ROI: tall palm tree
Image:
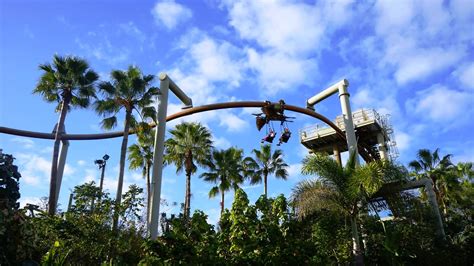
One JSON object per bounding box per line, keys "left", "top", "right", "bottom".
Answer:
{"left": 164, "top": 122, "right": 213, "bottom": 219}
{"left": 408, "top": 148, "right": 453, "bottom": 215}
{"left": 244, "top": 144, "right": 288, "bottom": 197}
{"left": 292, "top": 152, "right": 406, "bottom": 266}
{"left": 95, "top": 66, "right": 158, "bottom": 231}
{"left": 200, "top": 147, "right": 246, "bottom": 215}
{"left": 128, "top": 125, "right": 154, "bottom": 224}
{"left": 33, "top": 55, "right": 98, "bottom": 215}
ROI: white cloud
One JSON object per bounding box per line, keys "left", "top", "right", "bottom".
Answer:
{"left": 119, "top": 22, "right": 146, "bottom": 43}
{"left": 169, "top": 29, "right": 244, "bottom": 101}
{"left": 16, "top": 153, "right": 51, "bottom": 186}
{"left": 13, "top": 153, "right": 75, "bottom": 188}
{"left": 76, "top": 37, "right": 130, "bottom": 65}
{"left": 213, "top": 136, "right": 231, "bottom": 149}
{"left": 246, "top": 48, "right": 318, "bottom": 95}
{"left": 352, "top": 89, "right": 372, "bottom": 107}
{"left": 11, "top": 138, "right": 35, "bottom": 149}
{"left": 217, "top": 111, "right": 249, "bottom": 132}
{"left": 394, "top": 131, "right": 411, "bottom": 152}
{"left": 391, "top": 46, "right": 464, "bottom": 85}
{"left": 222, "top": 0, "right": 355, "bottom": 93}
{"left": 455, "top": 63, "right": 474, "bottom": 90}
{"left": 187, "top": 36, "right": 243, "bottom": 86}
{"left": 205, "top": 208, "right": 220, "bottom": 226}
{"left": 287, "top": 163, "right": 302, "bottom": 179}
{"left": 374, "top": 0, "right": 416, "bottom": 34}
{"left": 77, "top": 160, "right": 86, "bottom": 166}
{"left": 224, "top": 0, "right": 344, "bottom": 55}
{"left": 152, "top": 0, "right": 192, "bottom": 30}
{"left": 374, "top": 0, "right": 469, "bottom": 85}
{"left": 450, "top": 0, "right": 474, "bottom": 24}
{"left": 406, "top": 85, "right": 473, "bottom": 124}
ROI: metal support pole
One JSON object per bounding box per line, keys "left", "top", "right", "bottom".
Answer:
{"left": 337, "top": 81, "right": 359, "bottom": 166}
{"left": 376, "top": 133, "right": 388, "bottom": 160}
{"left": 99, "top": 162, "right": 106, "bottom": 197}
{"left": 149, "top": 74, "right": 170, "bottom": 239}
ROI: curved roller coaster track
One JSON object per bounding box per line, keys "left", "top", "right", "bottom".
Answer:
{"left": 0, "top": 101, "right": 377, "bottom": 162}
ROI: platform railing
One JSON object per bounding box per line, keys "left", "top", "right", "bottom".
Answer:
{"left": 300, "top": 109, "right": 381, "bottom": 141}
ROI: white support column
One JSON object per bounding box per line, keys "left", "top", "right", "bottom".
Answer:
{"left": 55, "top": 126, "right": 69, "bottom": 203}
{"left": 337, "top": 80, "right": 359, "bottom": 165}
{"left": 307, "top": 79, "right": 359, "bottom": 165}
{"left": 149, "top": 74, "right": 170, "bottom": 239}
{"left": 399, "top": 179, "right": 446, "bottom": 239}
{"left": 376, "top": 133, "right": 388, "bottom": 160}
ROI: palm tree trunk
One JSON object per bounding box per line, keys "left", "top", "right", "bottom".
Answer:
{"left": 350, "top": 216, "right": 364, "bottom": 266}
{"left": 185, "top": 172, "right": 191, "bottom": 219}
{"left": 264, "top": 173, "right": 268, "bottom": 197}
{"left": 220, "top": 190, "right": 225, "bottom": 215}
{"left": 432, "top": 181, "right": 448, "bottom": 220}
{"left": 48, "top": 99, "right": 69, "bottom": 216}
{"left": 113, "top": 110, "right": 131, "bottom": 232}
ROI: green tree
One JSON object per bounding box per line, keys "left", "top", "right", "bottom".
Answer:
{"left": 225, "top": 188, "right": 259, "bottom": 264}
{"left": 408, "top": 148, "right": 454, "bottom": 215}
{"left": 164, "top": 122, "right": 213, "bottom": 219}
{"left": 244, "top": 144, "right": 289, "bottom": 197}
{"left": 128, "top": 126, "right": 154, "bottom": 222}
{"left": 292, "top": 152, "right": 406, "bottom": 265}
{"left": 0, "top": 152, "right": 36, "bottom": 264}
{"left": 95, "top": 66, "right": 158, "bottom": 231}
{"left": 33, "top": 55, "right": 98, "bottom": 215}
{"left": 70, "top": 181, "right": 101, "bottom": 214}
{"left": 200, "top": 147, "right": 245, "bottom": 215}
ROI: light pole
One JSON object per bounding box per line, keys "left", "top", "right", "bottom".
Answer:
{"left": 94, "top": 154, "right": 110, "bottom": 208}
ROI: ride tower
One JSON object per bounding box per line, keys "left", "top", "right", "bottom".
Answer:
{"left": 299, "top": 108, "right": 399, "bottom": 163}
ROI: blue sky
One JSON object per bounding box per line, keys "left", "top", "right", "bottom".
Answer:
{"left": 0, "top": 0, "right": 473, "bottom": 224}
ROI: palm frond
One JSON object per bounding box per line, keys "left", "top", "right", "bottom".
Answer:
{"left": 100, "top": 116, "right": 117, "bottom": 130}
{"left": 98, "top": 81, "right": 116, "bottom": 96}
{"left": 209, "top": 186, "right": 220, "bottom": 198}
{"left": 70, "top": 96, "right": 90, "bottom": 108}
{"left": 417, "top": 149, "right": 433, "bottom": 168}
{"left": 141, "top": 106, "right": 157, "bottom": 121}
{"left": 291, "top": 179, "right": 342, "bottom": 219}
{"left": 95, "top": 99, "right": 120, "bottom": 116}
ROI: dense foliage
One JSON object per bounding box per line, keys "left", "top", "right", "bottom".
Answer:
{"left": 1, "top": 146, "right": 473, "bottom": 265}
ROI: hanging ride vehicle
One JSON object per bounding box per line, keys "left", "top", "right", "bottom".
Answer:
{"left": 253, "top": 100, "right": 294, "bottom": 145}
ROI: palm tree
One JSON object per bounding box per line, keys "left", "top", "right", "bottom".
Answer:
{"left": 95, "top": 66, "right": 158, "bottom": 231}
{"left": 292, "top": 152, "right": 406, "bottom": 266}
{"left": 128, "top": 125, "right": 154, "bottom": 224}
{"left": 33, "top": 55, "right": 98, "bottom": 215}
{"left": 455, "top": 162, "right": 474, "bottom": 181}
{"left": 244, "top": 144, "right": 288, "bottom": 197}
{"left": 408, "top": 148, "right": 453, "bottom": 215}
{"left": 164, "top": 122, "right": 213, "bottom": 219}
{"left": 200, "top": 147, "right": 246, "bottom": 215}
